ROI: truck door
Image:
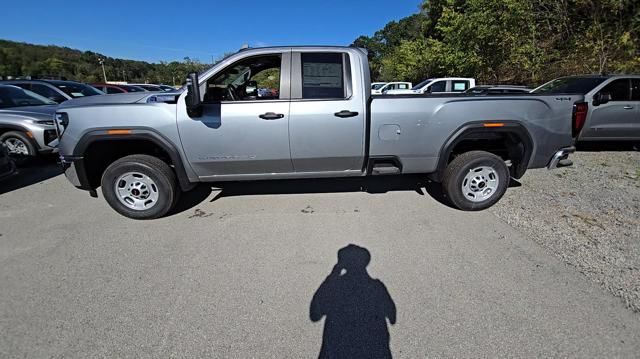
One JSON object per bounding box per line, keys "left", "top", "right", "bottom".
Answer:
{"left": 587, "top": 79, "right": 637, "bottom": 139}
{"left": 288, "top": 51, "right": 366, "bottom": 173}
{"left": 176, "top": 51, "right": 293, "bottom": 179}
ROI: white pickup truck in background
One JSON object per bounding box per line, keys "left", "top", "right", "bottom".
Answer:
{"left": 371, "top": 82, "right": 412, "bottom": 95}
{"left": 386, "top": 77, "right": 476, "bottom": 95}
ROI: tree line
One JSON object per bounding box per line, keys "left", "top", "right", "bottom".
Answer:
{"left": 353, "top": 0, "right": 639, "bottom": 86}
{"left": 0, "top": 39, "right": 211, "bottom": 85}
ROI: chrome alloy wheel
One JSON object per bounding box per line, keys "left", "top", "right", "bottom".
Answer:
{"left": 461, "top": 166, "right": 499, "bottom": 202}
{"left": 4, "top": 138, "right": 29, "bottom": 155}
{"left": 114, "top": 172, "right": 159, "bottom": 210}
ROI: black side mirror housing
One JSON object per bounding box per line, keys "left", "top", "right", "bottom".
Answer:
{"left": 593, "top": 92, "right": 611, "bottom": 106}
{"left": 185, "top": 72, "right": 202, "bottom": 117}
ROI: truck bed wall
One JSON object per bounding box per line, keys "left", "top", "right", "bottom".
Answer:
{"left": 369, "top": 95, "right": 580, "bottom": 173}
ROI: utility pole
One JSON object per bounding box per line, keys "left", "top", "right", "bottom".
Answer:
{"left": 98, "top": 58, "right": 107, "bottom": 82}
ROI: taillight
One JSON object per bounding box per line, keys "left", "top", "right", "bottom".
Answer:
{"left": 572, "top": 102, "right": 588, "bottom": 137}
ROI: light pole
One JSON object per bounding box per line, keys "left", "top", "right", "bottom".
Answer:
{"left": 98, "top": 58, "right": 107, "bottom": 82}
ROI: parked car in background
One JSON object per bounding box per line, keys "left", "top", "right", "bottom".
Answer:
{"left": 157, "top": 85, "right": 177, "bottom": 91}
{"left": 0, "top": 143, "right": 16, "bottom": 180}
{"left": 371, "top": 82, "right": 387, "bottom": 92}
{"left": 464, "top": 85, "right": 531, "bottom": 95}
{"left": 0, "top": 80, "right": 105, "bottom": 103}
{"left": 55, "top": 46, "right": 580, "bottom": 219}
{"left": 371, "top": 82, "right": 412, "bottom": 95}
{"left": 386, "top": 77, "right": 476, "bottom": 95}
{"left": 128, "top": 84, "right": 165, "bottom": 92}
{"left": 532, "top": 75, "right": 640, "bottom": 142}
{"left": 0, "top": 85, "right": 58, "bottom": 159}
{"left": 91, "top": 83, "right": 146, "bottom": 94}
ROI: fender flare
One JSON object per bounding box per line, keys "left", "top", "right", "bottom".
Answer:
{"left": 434, "top": 121, "right": 534, "bottom": 180}
{"left": 73, "top": 128, "right": 195, "bottom": 192}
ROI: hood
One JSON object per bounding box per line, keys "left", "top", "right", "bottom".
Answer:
{"left": 58, "top": 92, "right": 154, "bottom": 109}
{"left": 0, "top": 105, "right": 58, "bottom": 120}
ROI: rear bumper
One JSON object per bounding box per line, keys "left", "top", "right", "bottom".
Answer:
{"left": 547, "top": 146, "right": 576, "bottom": 169}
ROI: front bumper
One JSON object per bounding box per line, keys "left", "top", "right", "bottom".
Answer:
{"left": 61, "top": 156, "right": 91, "bottom": 190}
{"left": 0, "top": 158, "right": 16, "bottom": 180}
{"left": 547, "top": 146, "right": 576, "bottom": 169}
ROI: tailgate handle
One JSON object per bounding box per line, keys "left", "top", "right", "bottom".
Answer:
{"left": 259, "top": 112, "right": 285, "bottom": 120}
{"left": 334, "top": 110, "right": 359, "bottom": 118}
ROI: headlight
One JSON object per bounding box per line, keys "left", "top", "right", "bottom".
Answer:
{"left": 35, "top": 119, "right": 55, "bottom": 126}
{"left": 55, "top": 112, "right": 69, "bottom": 127}
{"left": 54, "top": 112, "right": 69, "bottom": 139}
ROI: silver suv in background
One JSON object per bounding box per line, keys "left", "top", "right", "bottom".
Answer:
{"left": 0, "top": 85, "right": 58, "bottom": 159}
{"left": 0, "top": 80, "right": 105, "bottom": 103}
{"left": 533, "top": 75, "right": 640, "bottom": 142}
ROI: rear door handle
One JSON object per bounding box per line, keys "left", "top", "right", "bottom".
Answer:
{"left": 259, "top": 112, "right": 285, "bottom": 120}
{"left": 623, "top": 106, "right": 634, "bottom": 110}
{"left": 334, "top": 110, "right": 359, "bottom": 118}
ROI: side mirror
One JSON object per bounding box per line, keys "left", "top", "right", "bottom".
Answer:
{"left": 593, "top": 92, "right": 611, "bottom": 106}
{"left": 245, "top": 80, "right": 258, "bottom": 97}
{"left": 185, "top": 72, "right": 202, "bottom": 117}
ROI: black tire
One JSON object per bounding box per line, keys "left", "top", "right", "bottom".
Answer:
{"left": 441, "top": 151, "right": 510, "bottom": 211}
{"left": 101, "top": 154, "right": 178, "bottom": 220}
{"left": 0, "top": 131, "right": 37, "bottom": 165}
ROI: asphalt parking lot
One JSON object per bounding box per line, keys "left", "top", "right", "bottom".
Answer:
{"left": 1, "top": 162, "right": 639, "bottom": 358}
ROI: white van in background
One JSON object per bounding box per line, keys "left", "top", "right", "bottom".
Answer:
{"left": 371, "top": 81, "right": 412, "bottom": 95}
{"left": 386, "top": 78, "right": 476, "bottom": 95}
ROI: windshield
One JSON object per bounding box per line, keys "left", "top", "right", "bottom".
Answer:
{"left": 412, "top": 79, "right": 433, "bottom": 90}
{"left": 52, "top": 82, "right": 104, "bottom": 98}
{"left": 0, "top": 86, "right": 57, "bottom": 108}
{"left": 532, "top": 77, "right": 607, "bottom": 94}
{"left": 371, "top": 83, "right": 386, "bottom": 90}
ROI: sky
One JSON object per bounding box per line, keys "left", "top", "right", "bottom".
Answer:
{"left": 0, "top": 0, "right": 421, "bottom": 64}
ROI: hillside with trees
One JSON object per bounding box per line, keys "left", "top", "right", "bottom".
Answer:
{"left": 0, "top": 39, "right": 211, "bottom": 85}
{"left": 353, "top": 0, "right": 640, "bottom": 85}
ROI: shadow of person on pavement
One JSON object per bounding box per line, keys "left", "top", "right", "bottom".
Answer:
{"left": 310, "top": 244, "right": 396, "bottom": 359}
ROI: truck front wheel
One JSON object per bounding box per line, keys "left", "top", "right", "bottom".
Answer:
{"left": 441, "top": 151, "right": 510, "bottom": 211}
{"left": 101, "top": 154, "right": 179, "bottom": 220}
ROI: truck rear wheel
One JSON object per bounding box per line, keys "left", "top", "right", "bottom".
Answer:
{"left": 101, "top": 154, "right": 178, "bottom": 220}
{"left": 441, "top": 151, "right": 509, "bottom": 211}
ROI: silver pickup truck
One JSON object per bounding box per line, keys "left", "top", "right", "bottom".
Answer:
{"left": 55, "top": 46, "right": 581, "bottom": 219}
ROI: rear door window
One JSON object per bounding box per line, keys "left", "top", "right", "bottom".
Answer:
{"left": 452, "top": 81, "right": 470, "bottom": 92}
{"left": 600, "top": 79, "right": 630, "bottom": 101}
{"left": 301, "top": 53, "right": 345, "bottom": 99}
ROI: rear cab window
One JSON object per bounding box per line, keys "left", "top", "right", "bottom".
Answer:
{"left": 300, "top": 53, "right": 346, "bottom": 99}
{"left": 452, "top": 80, "right": 470, "bottom": 92}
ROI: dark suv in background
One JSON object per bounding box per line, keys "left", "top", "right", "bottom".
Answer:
{"left": 0, "top": 80, "right": 104, "bottom": 103}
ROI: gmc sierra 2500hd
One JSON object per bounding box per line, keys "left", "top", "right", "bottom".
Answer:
{"left": 54, "top": 46, "right": 581, "bottom": 219}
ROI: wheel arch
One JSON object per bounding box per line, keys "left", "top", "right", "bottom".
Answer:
{"left": 72, "top": 128, "right": 195, "bottom": 192}
{"left": 433, "top": 121, "right": 534, "bottom": 181}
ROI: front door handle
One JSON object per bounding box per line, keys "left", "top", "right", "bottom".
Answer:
{"left": 623, "top": 106, "right": 634, "bottom": 110}
{"left": 259, "top": 112, "right": 285, "bottom": 120}
{"left": 334, "top": 110, "right": 359, "bottom": 118}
